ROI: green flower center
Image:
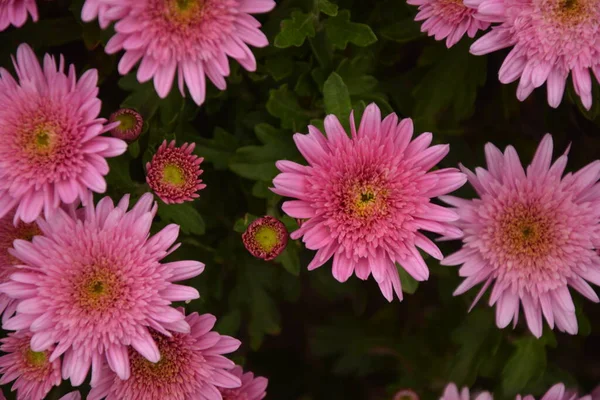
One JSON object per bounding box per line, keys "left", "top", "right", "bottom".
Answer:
{"left": 254, "top": 225, "right": 279, "bottom": 253}
{"left": 25, "top": 349, "right": 48, "bottom": 367}
{"left": 76, "top": 265, "right": 123, "bottom": 311}
{"left": 115, "top": 113, "right": 138, "bottom": 131}
{"left": 162, "top": 164, "right": 185, "bottom": 186}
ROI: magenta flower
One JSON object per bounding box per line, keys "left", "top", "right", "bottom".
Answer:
{"left": 242, "top": 216, "right": 288, "bottom": 261}
{"left": 88, "top": 312, "right": 242, "bottom": 400}
{"left": 517, "top": 383, "right": 591, "bottom": 400}
{"left": 273, "top": 103, "right": 467, "bottom": 302}
{"left": 0, "top": 193, "right": 206, "bottom": 385}
{"left": 469, "top": 0, "right": 600, "bottom": 109}
{"left": 219, "top": 365, "right": 268, "bottom": 400}
{"left": 441, "top": 384, "right": 493, "bottom": 400}
{"left": 146, "top": 140, "right": 206, "bottom": 204}
{"left": 81, "top": 0, "right": 129, "bottom": 29}
{"left": 441, "top": 135, "right": 600, "bottom": 337}
{"left": 85, "top": 0, "right": 276, "bottom": 105}
{"left": 0, "top": 44, "right": 126, "bottom": 224}
{"left": 0, "top": 330, "right": 61, "bottom": 400}
{"left": 0, "top": 0, "right": 37, "bottom": 31}
{"left": 109, "top": 108, "right": 143, "bottom": 142}
{"left": 407, "top": 0, "right": 490, "bottom": 47}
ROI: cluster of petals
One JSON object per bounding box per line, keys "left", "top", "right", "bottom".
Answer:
{"left": 273, "top": 103, "right": 466, "bottom": 302}
{"left": 0, "top": 43, "right": 126, "bottom": 224}
{"left": 441, "top": 134, "right": 600, "bottom": 337}
{"left": 219, "top": 365, "right": 268, "bottom": 400}
{"left": 0, "top": 193, "right": 205, "bottom": 385}
{"left": 441, "top": 383, "right": 492, "bottom": 400}
{"left": 0, "top": 0, "right": 37, "bottom": 32}
{"left": 441, "top": 383, "right": 592, "bottom": 400}
{"left": 81, "top": 0, "right": 276, "bottom": 105}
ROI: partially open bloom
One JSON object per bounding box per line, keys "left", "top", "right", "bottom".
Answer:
{"left": 0, "top": 44, "right": 126, "bottom": 224}
{"left": 109, "top": 108, "right": 143, "bottom": 142}
{"left": 85, "top": 0, "right": 276, "bottom": 105}
{"left": 219, "top": 365, "right": 268, "bottom": 400}
{"left": 0, "top": 193, "right": 205, "bottom": 385}
{"left": 0, "top": 0, "right": 38, "bottom": 31}
{"left": 88, "top": 312, "right": 242, "bottom": 400}
{"left": 441, "top": 135, "right": 600, "bottom": 337}
{"left": 242, "top": 216, "right": 288, "bottom": 261}
{"left": 273, "top": 103, "right": 466, "bottom": 301}
{"left": 407, "top": 0, "right": 490, "bottom": 47}
{"left": 146, "top": 140, "right": 206, "bottom": 204}
{"left": 394, "top": 389, "right": 420, "bottom": 400}
{"left": 469, "top": 0, "right": 600, "bottom": 109}
{"left": 517, "top": 383, "right": 591, "bottom": 400}
{"left": 0, "top": 330, "right": 61, "bottom": 400}
{"left": 441, "top": 384, "right": 493, "bottom": 400}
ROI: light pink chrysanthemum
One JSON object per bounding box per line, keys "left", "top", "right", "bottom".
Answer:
{"left": 146, "top": 140, "right": 206, "bottom": 204}
{"left": 440, "top": 383, "right": 493, "bottom": 400}
{"left": 0, "top": 330, "right": 61, "bottom": 400}
{"left": 0, "top": 0, "right": 37, "bottom": 31}
{"left": 81, "top": 0, "right": 129, "bottom": 29}
{"left": 0, "top": 44, "right": 127, "bottom": 224}
{"left": 0, "top": 211, "right": 42, "bottom": 322}
{"left": 219, "top": 365, "right": 268, "bottom": 400}
{"left": 468, "top": 0, "right": 600, "bottom": 109}
{"left": 272, "top": 103, "right": 467, "bottom": 302}
{"left": 517, "top": 383, "right": 591, "bottom": 400}
{"left": 88, "top": 312, "right": 242, "bottom": 400}
{"left": 0, "top": 193, "right": 206, "bottom": 385}
{"left": 85, "top": 0, "right": 276, "bottom": 105}
{"left": 441, "top": 134, "right": 600, "bottom": 337}
{"left": 407, "top": 0, "right": 490, "bottom": 47}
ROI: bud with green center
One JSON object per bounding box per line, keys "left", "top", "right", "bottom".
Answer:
{"left": 242, "top": 216, "right": 288, "bottom": 261}
{"left": 109, "top": 108, "right": 143, "bottom": 142}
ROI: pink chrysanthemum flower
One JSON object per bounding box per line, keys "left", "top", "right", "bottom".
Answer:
{"left": 0, "top": 0, "right": 37, "bottom": 31}
{"left": 0, "top": 193, "right": 206, "bottom": 385}
{"left": 468, "top": 0, "right": 600, "bottom": 109}
{"left": 407, "top": 0, "right": 490, "bottom": 47}
{"left": 272, "top": 103, "right": 467, "bottom": 302}
{"left": 441, "top": 134, "right": 600, "bottom": 337}
{"left": 109, "top": 108, "right": 143, "bottom": 142}
{"left": 0, "top": 44, "right": 127, "bottom": 224}
{"left": 242, "top": 216, "right": 288, "bottom": 261}
{"left": 88, "top": 312, "right": 241, "bottom": 400}
{"left": 219, "top": 365, "right": 268, "bottom": 400}
{"left": 0, "top": 211, "right": 42, "bottom": 322}
{"left": 441, "top": 383, "right": 493, "bottom": 400}
{"left": 81, "top": 0, "right": 129, "bottom": 29}
{"left": 146, "top": 140, "right": 206, "bottom": 204}
{"left": 518, "top": 383, "right": 591, "bottom": 400}
{"left": 0, "top": 330, "right": 61, "bottom": 400}
{"left": 86, "top": 0, "right": 276, "bottom": 105}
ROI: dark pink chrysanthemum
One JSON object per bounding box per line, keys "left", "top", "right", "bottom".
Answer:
{"left": 83, "top": 0, "right": 276, "bottom": 105}
{"left": 219, "top": 365, "right": 268, "bottom": 400}
{"left": 440, "top": 384, "right": 493, "bottom": 400}
{"left": 517, "top": 383, "right": 591, "bottom": 400}
{"left": 0, "top": 44, "right": 127, "bottom": 224}
{"left": 272, "top": 103, "right": 467, "bottom": 302}
{"left": 0, "top": 211, "right": 42, "bottom": 323}
{"left": 146, "top": 140, "right": 206, "bottom": 204}
{"left": 441, "top": 134, "right": 600, "bottom": 337}
{"left": 468, "top": 0, "right": 600, "bottom": 109}
{"left": 0, "top": 0, "right": 37, "bottom": 31}
{"left": 242, "top": 216, "right": 288, "bottom": 261}
{"left": 0, "top": 330, "right": 61, "bottom": 400}
{"left": 88, "top": 312, "right": 241, "bottom": 400}
{"left": 0, "top": 193, "right": 206, "bottom": 385}
{"left": 407, "top": 0, "right": 490, "bottom": 47}
{"left": 109, "top": 108, "right": 143, "bottom": 142}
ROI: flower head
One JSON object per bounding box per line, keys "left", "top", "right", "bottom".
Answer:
{"left": 146, "top": 140, "right": 206, "bottom": 204}
{"left": 0, "top": 330, "right": 61, "bottom": 400}
{"left": 219, "top": 365, "right": 268, "bottom": 400}
{"left": 441, "top": 134, "right": 600, "bottom": 337}
{"left": 88, "top": 312, "right": 242, "bottom": 400}
{"left": 84, "top": 0, "right": 276, "bottom": 105}
{"left": 407, "top": 0, "right": 490, "bottom": 47}
{"left": 273, "top": 103, "right": 466, "bottom": 302}
{"left": 0, "top": 44, "right": 127, "bottom": 224}
{"left": 469, "top": 0, "right": 600, "bottom": 109}
{"left": 242, "top": 216, "right": 288, "bottom": 261}
{"left": 394, "top": 389, "right": 420, "bottom": 400}
{"left": 517, "top": 383, "right": 591, "bottom": 400}
{"left": 109, "top": 108, "right": 143, "bottom": 142}
{"left": 0, "top": 0, "right": 37, "bottom": 31}
{"left": 441, "top": 383, "right": 492, "bottom": 400}
{"left": 0, "top": 193, "right": 206, "bottom": 385}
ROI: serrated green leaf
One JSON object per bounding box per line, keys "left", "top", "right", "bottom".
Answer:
{"left": 266, "top": 85, "right": 314, "bottom": 130}
{"left": 266, "top": 56, "right": 295, "bottom": 81}
{"left": 323, "top": 72, "right": 352, "bottom": 128}
{"left": 336, "top": 57, "right": 378, "bottom": 96}
{"left": 317, "top": 0, "right": 339, "bottom": 16}
{"left": 196, "top": 128, "right": 239, "bottom": 170}
{"left": 233, "top": 213, "right": 259, "bottom": 233}
{"left": 502, "top": 337, "right": 547, "bottom": 395}
{"left": 274, "top": 11, "right": 316, "bottom": 48}
{"left": 158, "top": 203, "right": 206, "bottom": 236}
{"left": 324, "top": 10, "right": 378, "bottom": 50}
{"left": 275, "top": 243, "right": 300, "bottom": 276}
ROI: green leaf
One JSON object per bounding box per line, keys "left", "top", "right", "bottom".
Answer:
{"left": 323, "top": 72, "right": 352, "bottom": 128}
{"left": 266, "top": 85, "right": 314, "bottom": 130}
{"left": 274, "top": 11, "right": 316, "bottom": 48}
{"left": 158, "top": 203, "right": 206, "bottom": 235}
{"left": 336, "top": 57, "right": 378, "bottom": 96}
{"left": 324, "top": 10, "right": 378, "bottom": 50}
{"left": 396, "top": 264, "right": 419, "bottom": 294}
{"left": 215, "top": 310, "right": 242, "bottom": 336}
{"left": 502, "top": 337, "right": 547, "bottom": 395}
{"left": 275, "top": 242, "right": 301, "bottom": 276}
{"left": 233, "top": 213, "right": 259, "bottom": 233}
{"left": 316, "top": 0, "right": 339, "bottom": 16}
{"left": 380, "top": 19, "right": 423, "bottom": 43}
{"left": 266, "top": 56, "right": 295, "bottom": 81}
{"left": 196, "top": 128, "right": 239, "bottom": 170}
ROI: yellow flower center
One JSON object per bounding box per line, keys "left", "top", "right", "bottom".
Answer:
{"left": 115, "top": 113, "right": 138, "bottom": 131}
{"left": 346, "top": 184, "right": 389, "bottom": 219}
{"left": 166, "top": 0, "right": 205, "bottom": 23}
{"left": 254, "top": 225, "right": 279, "bottom": 253}
{"left": 162, "top": 164, "right": 186, "bottom": 186}
{"left": 497, "top": 204, "right": 553, "bottom": 262}
{"left": 75, "top": 265, "right": 123, "bottom": 311}
{"left": 25, "top": 349, "right": 48, "bottom": 367}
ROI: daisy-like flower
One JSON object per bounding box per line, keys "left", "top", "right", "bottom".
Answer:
{"left": 0, "top": 211, "right": 42, "bottom": 322}
{"left": 518, "top": 383, "right": 591, "bottom": 400}
{"left": 0, "top": 330, "right": 61, "bottom": 400}
{"left": 0, "top": 193, "right": 206, "bottom": 385}
{"left": 109, "top": 108, "right": 143, "bottom": 142}
{"left": 441, "top": 383, "right": 492, "bottom": 400}
{"left": 441, "top": 134, "right": 600, "bottom": 337}
{"left": 469, "top": 0, "right": 600, "bottom": 109}
{"left": 407, "top": 0, "right": 490, "bottom": 47}
{"left": 146, "top": 140, "right": 206, "bottom": 204}
{"left": 272, "top": 103, "right": 467, "bottom": 302}
{"left": 219, "top": 365, "right": 268, "bottom": 400}
{"left": 242, "top": 216, "right": 288, "bottom": 261}
{"left": 88, "top": 312, "right": 242, "bottom": 400}
{"left": 0, "top": 44, "right": 126, "bottom": 224}
{"left": 86, "top": 0, "right": 276, "bottom": 105}
{"left": 0, "top": 0, "right": 37, "bottom": 31}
